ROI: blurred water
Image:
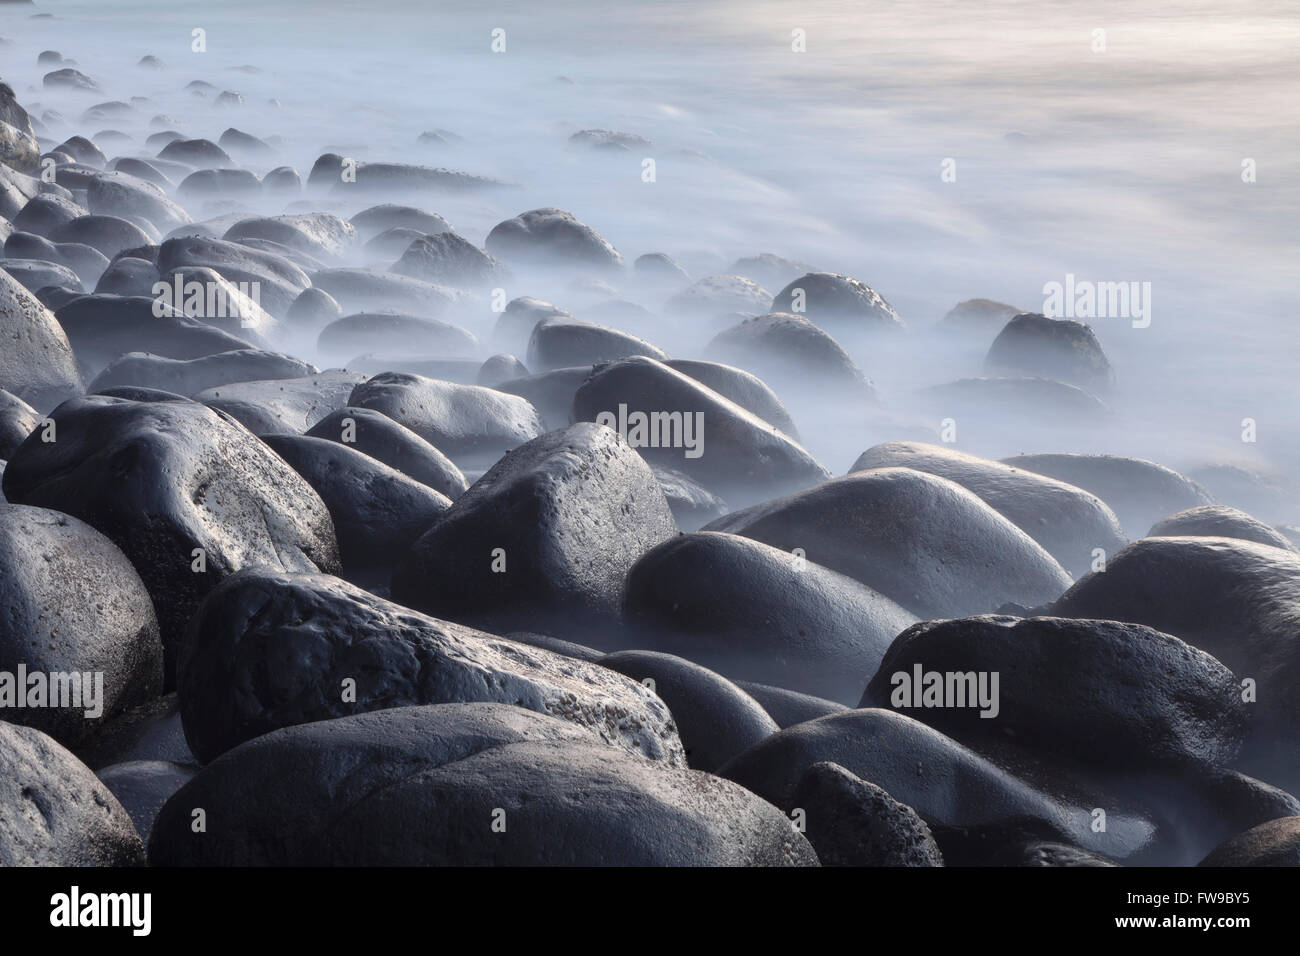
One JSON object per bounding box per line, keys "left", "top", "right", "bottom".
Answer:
{"left": 3, "top": 0, "right": 1298, "bottom": 486}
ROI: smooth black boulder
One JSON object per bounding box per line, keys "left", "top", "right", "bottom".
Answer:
{"left": 527, "top": 315, "right": 666, "bottom": 371}
{"left": 392, "top": 231, "right": 505, "bottom": 286}
{"left": 148, "top": 703, "right": 813, "bottom": 866}
{"left": 2, "top": 395, "right": 339, "bottom": 679}
{"left": 0, "top": 720, "right": 143, "bottom": 866}
{"left": 194, "top": 370, "right": 367, "bottom": 435}
{"left": 49, "top": 214, "right": 154, "bottom": 260}
{"left": 55, "top": 294, "right": 256, "bottom": 378}
{"left": 790, "top": 761, "right": 944, "bottom": 866}
{"left": 706, "top": 312, "right": 875, "bottom": 397}
{"left": 347, "top": 371, "right": 543, "bottom": 467}
{"left": 176, "top": 572, "right": 684, "bottom": 764}
{"left": 308, "top": 267, "right": 457, "bottom": 316}
{"left": 850, "top": 441, "right": 1127, "bottom": 577}
{"left": 734, "top": 681, "right": 848, "bottom": 729}
{"left": 1198, "top": 817, "right": 1300, "bottom": 867}
{"left": 349, "top": 203, "right": 453, "bottom": 239}
{"left": 316, "top": 311, "right": 477, "bottom": 359}
{"left": 94, "top": 256, "right": 158, "bottom": 296}
{"left": 863, "top": 615, "right": 1247, "bottom": 771}
{"left": 493, "top": 364, "right": 590, "bottom": 431}
{"left": 87, "top": 349, "right": 317, "bottom": 397}
{"left": 391, "top": 422, "right": 676, "bottom": 639}
{"left": 1050, "top": 536, "right": 1300, "bottom": 789}
{"left": 705, "top": 467, "right": 1072, "bottom": 619}
{"left": 0, "top": 504, "right": 163, "bottom": 745}
{"left": 985, "top": 312, "right": 1114, "bottom": 392}
{"left": 719, "top": 708, "right": 1152, "bottom": 864}
{"left": 663, "top": 358, "right": 799, "bottom": 438}
{"left": 0, "top": 268, "right": 83, "bottom": 411}
{"left": 156, "top": 235, "right": 311, "bottom": 316}
{"left": 1002, "top": 452, "right": 1215, "bottom": 537}
{"left": 304, "top": 406, "right": 468, "bottom": 498}
{"left": 572, "top": 356, "right": 830, "bottom": 505}
{"left": 769, "top": 272, "right": 903, "bottom": 330}
{"left": 0, "top": 388, "right": 39, "bottom": 458}
{"left": 1148, "top": 504, "right": 1294, "bottom": 551}
{"left": 96, "top": 759, "right": 195, "bottom": 843}
{"left": 263, "top": 434, "right": 451, "bottom": 578}
{"left": 598, "top": 650, "right": 778, "bottom": 772}
{"left": 623, "top": 531, "right": 916, "bottom": 703}
{"left": 484, "top": 207, "right": 622, "bottom": 270}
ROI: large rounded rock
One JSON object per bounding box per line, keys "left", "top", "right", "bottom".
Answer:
{"left": 87, "top": 349, "right": 317, "bottom": 397}
{"left": 97, "top": 759, "right": 195, "bottom": 843}
{"left": 0, "top": 720, "right": 144, "bottom": 866}
{"left": 308, "top": 267, "right": 457, "bottom": 316}
{"left": 1050, "top": 536, "right": 1300, "bottom": 788}
{"left": 1148, "top": 505, "right": 1294, "bottom": 551}
{"left": 55, "top": 294, "right": 256, "bottom": 378}
{"left": 598, "top": 650, "right": 778, "bottom": 772}
{"left": 12, "top": 192, "right": 87, "bottom": 237}
{"left": 491, "top": 296, "right": 571, "bottom": 354}
{"left": 850, "top": 441, "right": 1126, "bottom": 577}
{"left": 719, "top": 708, "right": 1154, "bottom": 864}
{"left": 1001, "top": 453, "right": 1214, "bottom": 538}
{"left": 0, "top": 388, "right": 39, "bottom": 458}
{"left": 665, "top": 274, "right": 771, "bottom": 319}
{"left": 1198, "top": 817, "right": 1300, "bottom": 867}
{"left": 148, "top": 704, "right": 813, "bottom": 866}
{"left": 623, "top": 531, "right": 916, "bottom": 703}
{"left": 735, "top": 681, "right": 848, "bottom": 729}
{"left": 985, "top": 313, "right": 1113, "bottom": 392}
{"left": 392, "top": 231, "right": 504, "bottom": 287}
{"left": 769, "top": 272, "right": 902, "bottom": 330}
{"left": 573, "top": 356, "right": 830, "bottom": 505}
{"left": 194, "top": 369, "right": 367, "bottom": 435}
{"left": 706, "top": 312, "right": 874, "bottom": 397}
{"left": 2, "top": 257, "right": 84, "bottom": 294}
{"left": 0, "top": 268, "right": 83, "bottom": 411}
{"left": 347, "top": 371, "right": 543, "bottom": 467}
{"left": 224, "top": 214, "right": 357, "bottom": 261}
{"left": 863, "top": 615, "right": 1247, "bottom": 771}
{"left": 156, "top": 235, "right": 311, "bottom": 316}
{"left": 263, "top": 434, "right": 451, "bottom": 579}
{"left": 94, "top": 256, "right": 159, "bottom": 297}
{"left": 2, "top": 395, "right": 339, "bottom": 678}
{"left": 0, "top": 504, "right": 163, "bottom": 745}
{"left": 349, "top": 204, "right": 453, "bottom": 239}
{"left": 494, "top": 364, "right": 590, "bottom": 431}
{"left": 177, "top": 571, "right": 684, "bottom": 765}
{"left": 392, "top": 423, "right": 676, "bottom": 639}
{"left": 485, "top": 207, "right": 622, "bottom": 270}
{"left": 526, "top": 315, "right": 665, "bottom": 371}
{"left": 317, "top": 311, "right": 477, "bottom": 359}
{"left": 49, "top": 214, "right": 154, "bottom": 260}
{"left": 790, "top": 761, "right": 944, "bottom": 866}
{"left": 304, "top": 406, "right": 468, "bottom": 498}
{"left": 85, "top": 171, "right": 191, "bottom": 234}
{"left": 663, "top": 358, "right": 798, "bottom": 438}
{"left": 705, "top": 467, "right": 1072, "bottom": 619}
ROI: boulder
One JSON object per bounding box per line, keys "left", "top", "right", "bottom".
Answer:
{"left": 391, "top": 423, "right": 676, "bottom": 639}
{"left": 705, "top": 467, "right": 1072, "bottom": 619}
{"left": 623, "top": 531, "right": 917, "bottom": 703}
{"left": 176, "top": 572, "right": 684, "bottom": 765}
